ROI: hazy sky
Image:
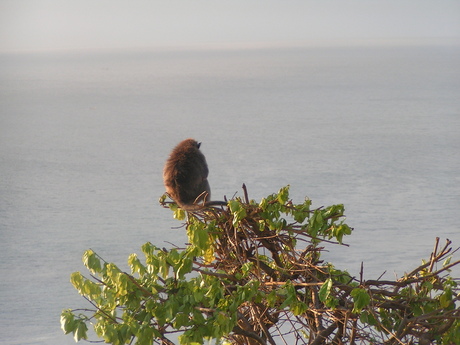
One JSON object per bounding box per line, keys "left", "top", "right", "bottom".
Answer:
{"left": 1, "top": 0, "right": 459, "bottom": 53}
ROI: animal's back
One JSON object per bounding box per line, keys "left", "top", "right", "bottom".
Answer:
{"left": 163, "top": 139, "right": 210, "bottom": 207}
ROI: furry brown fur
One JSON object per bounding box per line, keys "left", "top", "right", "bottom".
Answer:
{"left": 163, "top": 138, "right": 212, "bottom": 209}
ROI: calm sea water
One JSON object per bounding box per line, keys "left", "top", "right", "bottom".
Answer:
{"left": 1, "top": 45, "right": 459, "bottom": 344}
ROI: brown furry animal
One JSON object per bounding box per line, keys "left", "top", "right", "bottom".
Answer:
{"left": 163, "top": 138, "right": 212, "bottom": 209}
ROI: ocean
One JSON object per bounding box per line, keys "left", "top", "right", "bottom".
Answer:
{"left": 1, "top": 44, "right": 459, "bottom": 344}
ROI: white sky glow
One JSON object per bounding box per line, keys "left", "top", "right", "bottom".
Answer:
{"left": 1, "top": 0, "right": 459, "bottom": 53}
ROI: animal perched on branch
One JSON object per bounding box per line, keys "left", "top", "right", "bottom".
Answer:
{"left": 163, "top": 138, "right": 225, "bottom": 210}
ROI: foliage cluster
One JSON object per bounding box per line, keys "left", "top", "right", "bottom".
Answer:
{"left": 62, "top": 185, "right": 460, "bottom": 344}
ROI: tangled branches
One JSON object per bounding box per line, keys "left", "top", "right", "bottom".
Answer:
{"left": 187, "top": 185, "right": 460, "bottom": 344}
{"left": 62, "top": 185, "right": 460, "bottom": 345}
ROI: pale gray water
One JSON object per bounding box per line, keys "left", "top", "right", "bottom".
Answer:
{"left": 1, "top": 45, "right": 459, "bottom": 344}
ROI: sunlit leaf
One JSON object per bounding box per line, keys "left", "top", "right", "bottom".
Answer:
{"left": 74, "top": 320, "right": 88, "bottom": 342}
{"left": 277, "top": 185, "right": 290, "bottom": 204}
{"left": 351, "top": 288, "right": 370, "bottom": 313}
{"left": 439, "top": 288, "right": 453, "bottom": 308}
{"left": 60, "top": 310, "right": 75, "bottom": 334}
{"left": 203, "top": 246, "right": 215, "bottom": 264}
{"left": 173, "top": 207, "right": 186, "bottom": 220}
{"left": 82, "top": 249, "right": 101, "bottom": 274}
{"left": 318, "top": 278, "right": 333, "bottom": 302}
{"left": 62, "top": 187, "right": 459, "bottom": 345}
{"left": 229, "top": 200, "right": 247, "bottom": 226}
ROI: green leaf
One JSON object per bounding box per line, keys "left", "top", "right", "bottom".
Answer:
{"left": 351, "top": 288, "right": 370, "bottom": 313}
{"left": 229, "top": 200, "right": 247, "bottom": 226}
{"left": 60, "top": 310, "right": 76, "bottom": 334}
{"left": 443, "top": 256, "right": 452, "bottom": 267}
{"left": 259, "top": 197, "right": 268, "bottom": 209}
{"left": 340, "top": 224, "right": 352, "bottom": 242}
{"left": 70, "top": 272, "right": 84, "bottom": 292}
{"left": 276, "top": 185, "right": 290, "bottom": 204}
{"left": 128, "top": 253, "right": 146, "bottom": 276}
{"left": 318, "top": 278, "right": 333, "bottom": 302}
{"left": 291, "top": 301, "right": 308, "bottom": 316}
{"left": 292, "top": 200, "right": 311, "bottom": 223}
{"left": 176, "top": 253, "right": 193, "bottom": 279}
{"left": 82, "top": 249, "right": 102, "bottom": 274}
{"left": 64, "top": 188, "right": 460, "bottom": 345}
{"left": 439, "top": 288, "right": 453, "bottom": 308}
{"left": 159, "top": 255, "right": 170, "bottom": 279}
{"left": 308, "top": 210, "right": 323, "bottom": 238}
{"left": 360, "top": 310, "right": 378, "bottom": 326}
{"left": 279, "top": 281, "right": 296, "bottom": 309}
{"left": 174, "top": 312, "right": 190, "bottom": 328}
{"left": 171, "top": 205, "right": 186, "bottom": 220}
{"left": 187, "top": 220, "right": 209, "bottom": 251}
{"left": 241, "top": 262, "right": 254, "bottom": 276}
{"left": 74, "top": 320, "right": 88, "bottom": 342}
{"left": 141, "top": 242, "right": 158, "bottom": 256}
{"left": 137, "top": 325, "right": 154, "bottom": 345}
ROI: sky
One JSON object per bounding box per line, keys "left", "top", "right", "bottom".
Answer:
{"left": 0, "top": 0, "right": 459, "bottom": 53}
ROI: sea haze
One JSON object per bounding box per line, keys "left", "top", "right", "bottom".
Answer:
{"left": 0, "top": 44, "right": 459, "bottom": 344}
